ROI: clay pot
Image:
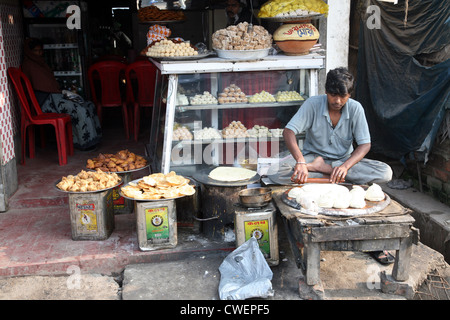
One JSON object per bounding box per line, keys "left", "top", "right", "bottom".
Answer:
{"left": 276, "top": 39, "right": 318, "bottom": 55}
{"left": 273, "top": 23, "right": 320, "bottom": 56}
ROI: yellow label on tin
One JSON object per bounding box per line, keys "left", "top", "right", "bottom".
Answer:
{"left": 76, "top": 202, "right": 97, "bottom": 232}
{"left": 145, "top": 206, "right": 169, "bottom": 242}
{"left": 244, "top": 219, "right": 270, "bottom": 258}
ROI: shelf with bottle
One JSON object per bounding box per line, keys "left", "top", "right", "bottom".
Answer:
{"left": 43, "top": 43, "right": 78, "bottom": 49}
{"left": 43, "top": 47, "right": 81, "bottom": 73}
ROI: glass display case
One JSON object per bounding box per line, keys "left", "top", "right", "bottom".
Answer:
{"left": 147, "top": 54, "right": 324, "bottom": 177}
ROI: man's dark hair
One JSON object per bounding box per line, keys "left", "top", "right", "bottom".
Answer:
{"left": 325, "top": 67, "right": 354, "bottom": 96}
{"left": 27, "top": 38, "right": 43, "bottom": 50}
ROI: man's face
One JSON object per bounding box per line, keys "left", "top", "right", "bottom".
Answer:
{"left": 226, "top": 0, "right": 241, "bottom": 18}
{"left": 326, "top": 92, "right": 351, "bottom": 112}
{"left": 31, "top": 45, "right": 44, "bottom": 57}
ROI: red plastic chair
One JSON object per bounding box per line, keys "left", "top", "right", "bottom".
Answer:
{"left": 97, "top": 54, "right": 127, "bottom": 64}
{"left": 125, "top": 60, "right": 157, "bottom": 141}
{"left": 7, "top": 67, "right": 73, "bottom": 166}
{"left": 88, "top": 61, "right": 130, "bottom": 139}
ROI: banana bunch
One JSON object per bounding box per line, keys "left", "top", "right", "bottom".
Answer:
{"left": 258, "top": 0, "right": 328, "bottom": 18}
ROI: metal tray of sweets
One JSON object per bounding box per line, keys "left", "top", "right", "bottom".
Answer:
{"left": 54, "top": 178, "right": 123, "bottom": 194}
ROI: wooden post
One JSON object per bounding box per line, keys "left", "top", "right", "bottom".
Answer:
{"left": 392, "top": 231, "right": 413, "bottom": 281}
{"left": 305, "top": 242, "right": 321, "bottom": 285}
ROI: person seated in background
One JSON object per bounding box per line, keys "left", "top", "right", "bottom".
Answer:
{"left": 225, "top": 0, "right": 258, "bottom": 26}
{"left": 21, "top": 38, "right": 102, "bottom": 151}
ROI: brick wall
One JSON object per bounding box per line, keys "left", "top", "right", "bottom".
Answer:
{"left": 421, "top": 138, "right": 450, "bottom": 205}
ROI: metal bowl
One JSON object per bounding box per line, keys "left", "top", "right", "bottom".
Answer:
{"left": 238, "top": 187, "right": 272, "bottom": 208}
{"left": 214, "top": 48, "right": 270, "bottom": 60}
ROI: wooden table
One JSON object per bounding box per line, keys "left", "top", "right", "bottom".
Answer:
{"left": 272, "top": 188, "right": 419, "bottom": 286}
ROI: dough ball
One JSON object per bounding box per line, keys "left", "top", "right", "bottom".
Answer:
{"left": 333, "top": 191, "right": 351, "bottom": 209}
{"left": 288, "top": 187, "right": 304, "bottom": 199}
{"left": 349, "top": 186, "right": 366, "bottom": 208}
{"left": 317, "top": 192, "right": 335, "bottom": 208}
{"left": 365, "top": 183, "right": 385, "bottom": 201}
{"left": 298, "top": 197, "right": 319, "bottom": 215}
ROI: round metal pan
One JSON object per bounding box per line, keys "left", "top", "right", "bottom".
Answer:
{"left": 192, "top": 167, "right": 261, "bottom": 187}
{"left": 239, "top": 187, "right": 272, "bottom": 207}
{"left": 281, "top": 185, "right": 391, "bottom": 217}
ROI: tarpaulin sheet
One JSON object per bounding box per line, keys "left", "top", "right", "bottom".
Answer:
{"left": 356, "top": 0, "right": 450, "bottom": 160}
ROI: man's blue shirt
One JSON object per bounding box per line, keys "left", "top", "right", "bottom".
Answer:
{"left": 285, "top": 95, "right": 371, "bottom": 159}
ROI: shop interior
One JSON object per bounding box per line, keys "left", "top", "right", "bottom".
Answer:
{"left": 20, "top": 0, "right": 281, "bottom": 145}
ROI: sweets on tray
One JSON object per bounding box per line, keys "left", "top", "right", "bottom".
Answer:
{"left": 258, "top": 0, "right": 328, "bottom": 18}
{"left": 270, "top": 128, "right": 284, "bottom": 137}
{"left": 86, "top": 150, "right": 147, "bottom": 172}
{"left": 275, "top": 91, "right": 304, "bottom": 102}
{"left": 121, "top": 171, "right": 195, "bottom": 200}
{"left": 173, "top": 126, "right": 193, "bottom": 140}
{"left": 138, "top": 5, "right": 186, "bottom": 22}
{"left": 222, "top": 120, "right": 250, "bottom": 138}
{"left": 176, "top": 94, "right": 189, "bottom": 106}
{"left": 190, "top": 91, "right": 218, "bottom": 105}
{"left": 247, "top": 125, "right": 271, "bottom": 138}
{"left": 194, "top": 127, "right": 222, "bottom": 140}
{"left": 212, "top": 22, "right": 272, "bottom": 50}
{"left": 146, "top": 39, "right": 198, "bottom": 57}
{"left": 218, "top": 84, "right": 248, "bottom": 104}
{"left": 57, "top": 169, "right": 121, "bottom": 192}
{"left": 248, "top": 90, "right": 276, "bottom": 103}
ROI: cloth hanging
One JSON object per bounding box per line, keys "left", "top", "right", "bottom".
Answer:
{"left": 356, "top": 0, "right": 450, "bottom": 160}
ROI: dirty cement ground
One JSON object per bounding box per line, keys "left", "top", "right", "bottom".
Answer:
{"left": 0, "top": 222, "right": 448, "bottom": 302}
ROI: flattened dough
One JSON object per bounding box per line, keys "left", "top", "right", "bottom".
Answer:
{"left": 208, "top": 166, "right": 257, "bottom": 182}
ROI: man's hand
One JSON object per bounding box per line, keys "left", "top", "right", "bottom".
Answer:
{"left": 330, "top": 164, "right": 348, "bottom": 183}
{"left": 329, "top": 143, "right": 371, "bottom": 183}
{"left": 291, "top": 163, "right": 308, "bottom": 184}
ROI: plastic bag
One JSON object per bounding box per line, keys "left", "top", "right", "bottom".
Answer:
{"left": 218, "top": 237, "right": 274, "bottom": 300}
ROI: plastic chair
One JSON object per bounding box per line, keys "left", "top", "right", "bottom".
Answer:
{"left": 88, "top": 61, "right": 130, "bottom": 139}
{"left": 7, "top": 67, "right": 73, "bottom": 166}
{"left": 97, "top": 54, "right": 127, "bottom": 64}
{"left": 126, "top": 60, "right": 157, "bottom": 141}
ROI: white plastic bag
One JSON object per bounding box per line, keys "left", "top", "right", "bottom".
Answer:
{"left": 218, "top": 237, "right": 274, "bottom": 300}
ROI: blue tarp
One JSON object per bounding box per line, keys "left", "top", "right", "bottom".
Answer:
{"left": 356, "top": 0, "right": 450, "bottom": 160}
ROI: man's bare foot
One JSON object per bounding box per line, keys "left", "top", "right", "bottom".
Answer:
{"left": 307, "top": 156, "right": 333, "bottom": 174}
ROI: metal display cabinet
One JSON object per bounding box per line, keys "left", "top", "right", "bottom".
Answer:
{"left": 146, "top": 54, "right": 324, "bottom": 177}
